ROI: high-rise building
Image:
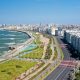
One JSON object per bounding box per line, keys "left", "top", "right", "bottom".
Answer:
{"left": 50, "top": 24, "right": 58, "bottom": 35}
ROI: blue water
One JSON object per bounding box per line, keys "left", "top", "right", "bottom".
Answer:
{"left": 24, "top": 44, "right": 37, "bottom": 50}
{"left": 16, "top": 44, "right": 37, "bottom": 58}
{"left": 0, "top": 30, "right": 30, "bottom": 55}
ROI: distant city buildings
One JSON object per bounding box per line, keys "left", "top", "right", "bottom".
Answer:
{"left": 0, "top": 24, "right": 51, "bottom": 33}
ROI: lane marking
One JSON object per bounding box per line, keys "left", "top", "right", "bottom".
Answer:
{"left": 62, "top": 69, "right": 70, "bottom": 80}
{"left": 54, "top": 68, "right": 67, "bottom": 80}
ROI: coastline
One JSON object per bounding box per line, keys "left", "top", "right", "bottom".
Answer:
{"left": 2, "top": 29, "right": 31, "bottom": 38}
{"left": 0, "top": 29, "right": 34, "bottom": 61}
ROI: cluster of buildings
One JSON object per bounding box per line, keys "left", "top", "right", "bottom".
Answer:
{"left": 64, "top": 30, "right": 80, "bottom": 56}
{"left": 0, "top": 24, "right": 58, "bottom": 35}
{"left": 0, "top": 24, "right": 50, "bottom": 33}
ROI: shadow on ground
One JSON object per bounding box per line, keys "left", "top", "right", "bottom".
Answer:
{"left": 60, "top": 38, "right": 80, "bottom": 60}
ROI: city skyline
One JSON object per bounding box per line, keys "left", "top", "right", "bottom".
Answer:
{"left": 0, "top": 0, "right": 80, "bottom": 24}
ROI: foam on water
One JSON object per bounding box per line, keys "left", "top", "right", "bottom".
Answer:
{"left": 0, "top": 30, "right": 30, "bottom": 56}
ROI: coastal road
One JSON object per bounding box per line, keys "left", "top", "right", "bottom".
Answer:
{"left": 44, "top": 36, "right": 75, "bottom": 80}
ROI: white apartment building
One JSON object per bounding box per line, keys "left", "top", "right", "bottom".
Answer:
{"left": 64, "top": 30, "right": 80, "bottom": 55}
{"left": 50, "top": 25, "right": 58, "bottom": 35}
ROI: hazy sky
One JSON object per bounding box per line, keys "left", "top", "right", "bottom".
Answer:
{"left": 0, "top": 0, "right": 80, "bottom": 24}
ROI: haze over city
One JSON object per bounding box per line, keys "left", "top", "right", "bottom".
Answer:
{"left": 0, "top": 0, "right": 80, "bottom": 24}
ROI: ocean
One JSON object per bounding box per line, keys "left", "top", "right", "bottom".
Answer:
{"left": 0, "top": 30, "right": 30, "bottom": 56}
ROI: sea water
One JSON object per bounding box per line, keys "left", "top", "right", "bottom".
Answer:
{"left": 0, "top": 30, "right": 30, "bottom": 56}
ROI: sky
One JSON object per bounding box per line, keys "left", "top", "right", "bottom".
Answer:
{"left": 0, "top": 0, "right": 80, "bottom": 24}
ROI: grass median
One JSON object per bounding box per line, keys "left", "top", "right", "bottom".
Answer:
{"left": 53, "top": 36, "right": 64, "bottom": 60}
{"left": 53, "top": 47, "right": 58, "bottom": 60}
{"left": 44, "top": 38, "right": 52, "bottom": 59}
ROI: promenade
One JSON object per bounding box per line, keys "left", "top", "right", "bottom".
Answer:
{"left": 21, "top": 35, "right": 63, "bottom": 80}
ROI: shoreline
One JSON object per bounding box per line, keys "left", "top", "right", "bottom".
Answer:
{"left": 2, "top": 29, "right": 31, "bottom": 38}
{"left": 0, "top": 29, "right": 34, "bottom": 61}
